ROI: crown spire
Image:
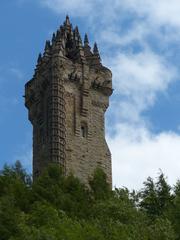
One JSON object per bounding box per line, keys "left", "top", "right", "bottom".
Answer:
{"left": 93, "top": 42, "right": 101, "bottom": 64}
{"left": 34, "top": 53, "right": 42, "bottom": 76}
{"left": 93, "top": 42, "right": 99, "bottom": 55}
{"left": 74, "top": 26, "right": 80, "bottom": 40}
{"left": 64, "top": 15, "right": 71, "bottom": 26}
{"left": 44, "top": 40, "right": 51, "bottom": 52}
{"left": 84, "top": 33, "right": 89, "bottom": 45}
{"left": 37, "top": 53, "right": 42, "bottom": 64}
{"left": 43, "top": 40, "right": 51, "bottom": 59}
{"left": 52, "top": 33, "right": 56, "bottom": 43}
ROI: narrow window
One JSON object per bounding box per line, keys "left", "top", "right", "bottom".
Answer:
{"left": 81, "top": 123, "right": 87, "bottom": 138}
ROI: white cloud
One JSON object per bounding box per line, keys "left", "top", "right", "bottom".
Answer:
{"left": 107, "top": 125, "right": 180, "bottom": 190}
{"left": 39, "top": 0, "right": 180, "bottom": 48}
{"left": 105, "top": 50, "right": 177, "bottom": 124}
{"left": 103, "top": 44, "right": 179, "bottom": 189}
{"left": 110, "top": 51, "right": 173, "bottom": 94}
{"left": 120, "top": 0, "right": 180, "bottom": 28}
{"left": 104, "top": 49, "right": 178, "bottom": 189}
{"left": 99, "top": 22, "right": 149, "bottom": 47}
{"left": 40, "top": 0, "right": 180, "bottom": 28}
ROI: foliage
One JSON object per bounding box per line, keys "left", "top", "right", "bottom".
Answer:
{"left": 139, "top": 172, "right": 173, "bottom": 219}
{"left": 0, "top": 161, "right": 179, "bottom": 240}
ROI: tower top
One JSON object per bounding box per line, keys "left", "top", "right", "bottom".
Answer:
{"left": 36, "top": 16, "right": 104, "bottom": 68}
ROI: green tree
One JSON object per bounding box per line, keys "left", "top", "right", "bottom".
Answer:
{"left": 156, "top": 173, "right": 173, "bottom": 216}
{"left": 140, "top": 176, "right": 159, "bottom": 217}
{"left": 140, "top": 173, "right": 173, "bottom": 218}
{"left": 89, "top": 167, "right": 112, "bottom": 200}
{"left": 171, "top": 180, "right": 180, "bottom": 238}
{"left": 148, "top": 218, "right": 176, "bottom": 240}
{"left": 0, "top": 161, "right": 179, "bottom": 240}
{"left": 32, "top": 164, "right": 91, "bottom": 218}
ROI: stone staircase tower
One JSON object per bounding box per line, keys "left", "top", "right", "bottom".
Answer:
{"left": 25, "top": 16, "right": 113, "bottom": 185}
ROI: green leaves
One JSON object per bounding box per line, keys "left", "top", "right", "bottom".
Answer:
{"left": 89, "top": 167, "right": 112, "bottom": 200}
{"left": 0, "top": 162, "right": 179, "bottom": 240}
{"left": 140, "top": 173, "right": 173, "bottom": 218}
{"left": 148, "top": 218, "right": 176, "bottom": 240}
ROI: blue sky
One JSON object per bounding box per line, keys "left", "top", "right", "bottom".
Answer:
{"left": 1, "top": 0, "right": 180, "bottom": 189}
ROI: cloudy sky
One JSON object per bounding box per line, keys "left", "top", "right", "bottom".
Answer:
{"left": 1, "top": 0, "right": 180, "bottom": 189}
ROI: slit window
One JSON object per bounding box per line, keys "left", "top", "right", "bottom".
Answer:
{"left": 81, "top": 124, "right": 87, "bottom": 138}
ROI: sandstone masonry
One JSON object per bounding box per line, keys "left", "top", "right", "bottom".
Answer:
{"left": 25, "top": 16, "right": 113, "bottom": 185}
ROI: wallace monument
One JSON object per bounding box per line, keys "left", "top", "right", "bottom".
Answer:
{"left": 25, "top": 16, "right": 113, "bottom": 185}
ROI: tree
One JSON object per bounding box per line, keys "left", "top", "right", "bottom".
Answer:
{"left": 140, "top": 176, "right": 159, "bottom": 217}
{"left": 89, "top": 167, "right": 112, "bottom": 200}
{"left": 171, "top": 180, "right": 180, "bottom": 238}
{"left": 0, "top": 161, "right": 179, "bottom": 240}
{"left": 140, "top": 173, "right": 173, "bottom": 218}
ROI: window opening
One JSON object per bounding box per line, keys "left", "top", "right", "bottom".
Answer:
{"left": 80, "top": 124, "right": 87, "bottom": 138}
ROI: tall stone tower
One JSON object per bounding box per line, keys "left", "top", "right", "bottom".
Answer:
{"left": 25, "top": 16, "right": 113, "bottom": 185}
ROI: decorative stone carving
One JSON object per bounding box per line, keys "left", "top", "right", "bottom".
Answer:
{"left": 68, "top": 69, "right": 81, "bottom": 83}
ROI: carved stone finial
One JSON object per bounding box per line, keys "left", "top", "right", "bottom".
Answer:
{"left": 43, "top": 40, "right": 51, "bottom": 59}
{"left": 93, "top": 42, "right": 99, "bottom": 55}
{"left": 52, "top": 33, "right": 56, "bottom": 43}
{"left": 84, "top": 33, "right": 89, "bottom": 46}
{"left": 92, "top": 42, "right": 101, "bottom": 65}
{"left": 37, "top": 53, "right": 42, "bottom": 64}
{"left": 74, "top": 26, "right": 80, "bottom": 40}
{"left": 78, "top": 34, "right": 83, "bottom": 47}
{"left": 44, "top": 40, "right": 51, "bottom": 52}
{"left": 64, "top": 15, "right": 71, "bottom": 26}
{"left": 56, "top": 30, "right": 61, "bottom": 39}
{"left": 35, "top": 53, "right": 42, "bottom": 75}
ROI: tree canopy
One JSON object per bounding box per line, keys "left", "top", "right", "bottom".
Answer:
{"left": 0, "top": 161, "right": 179, "bottom": 240}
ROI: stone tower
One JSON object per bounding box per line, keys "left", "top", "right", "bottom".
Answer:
{"left": 25, "top": 16, "right": 113, "bottom": 185}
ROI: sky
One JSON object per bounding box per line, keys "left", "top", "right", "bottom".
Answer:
{"left": 1, "top": 0, "right": 180, "bottom": 190}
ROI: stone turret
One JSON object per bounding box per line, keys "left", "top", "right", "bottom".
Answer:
{"left": 25, "top": 16, "right": 113, "bottom": 185}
